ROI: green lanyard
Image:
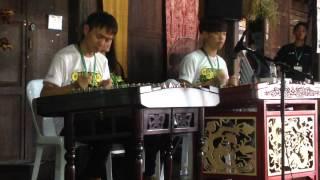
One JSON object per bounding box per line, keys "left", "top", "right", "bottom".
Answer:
{"left": 201, "top": 48, "right": 219, "bottom": 71}
{"left": 77, "top": 44, "right": 97, "bottom": 86}
{"left": 295, "top": 48, "right": 303, "bottom": 65}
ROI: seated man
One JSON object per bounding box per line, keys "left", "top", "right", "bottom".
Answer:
{"left": 179, "top": 18, "right": 229, "bottom": 87}
{"left": 41, "top": 12, "right": 117, "bottom": 180}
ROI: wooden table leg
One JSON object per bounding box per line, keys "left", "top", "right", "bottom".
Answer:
{"left": 194, "top": 107, "right": 204, "bottom": 180}
{"left": 164, "top": 136, "right": 173, "bottom": 180}
{"left": 135, "top": 141, "right": 144, "bottom": 180}
{"left": 134, "top": 109, "right": 144, "bottom": 180}
{"left": 64, "top": 113, "right": 76, "bottom": 180}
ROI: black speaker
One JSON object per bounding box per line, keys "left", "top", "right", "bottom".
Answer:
{"left": 205, "top": 0, "right": 244, "bottom": 20}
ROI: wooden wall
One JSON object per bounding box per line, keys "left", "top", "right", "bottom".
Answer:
{"left": 127, "top": 0, "right": 165, "bottom": 83}
{"left": 265, "top": 0, "right": 310, "bottom": 59}
{"left": 0, "top": 0, "right": 69, "bottom": 162}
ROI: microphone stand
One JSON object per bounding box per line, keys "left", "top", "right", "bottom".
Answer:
{"left": 279, "top": 63, "right": 286, "bottom": 180}
{"left": 238, "top": 45, "right": 313, "bottom": 180}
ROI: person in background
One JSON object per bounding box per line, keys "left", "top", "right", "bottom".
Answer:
{"left": 41, "top": 12, "right": 117, "bottom": 180}
{"left": 274, "top": 21, "right": 313, "bottom": 81}
{"left": 179, "top": 18, "right": 229, "bottom": 87}
{"left": 101, "top": 42, "right": 126, "bottom": 85}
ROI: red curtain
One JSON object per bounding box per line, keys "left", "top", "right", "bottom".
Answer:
{"left": 166, "top": 0, "right": 199, "bottom": 53}
{"left": 166, "top": 0, "right": 199, "bottom": 78}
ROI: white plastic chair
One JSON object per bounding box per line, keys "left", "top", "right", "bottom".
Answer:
{"left": 26, "top": 79, "right": 65, "bottom": 180}
{"left": 27, "top": 79, "right": 126, "bottom": 180}
{"left": 180, "top": 134, "right": 193, "bottom": 177}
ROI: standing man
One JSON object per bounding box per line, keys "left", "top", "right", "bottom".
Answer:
{"left": 41, "top": 12, "right": 118, "bottom": 180}
{"left": 274, "top": 21, "right": 313, "bottom": 81}
{"left": 179, "top": 18, "right": 229, "bottom": 87}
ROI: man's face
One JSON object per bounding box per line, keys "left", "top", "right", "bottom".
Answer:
{"left": 293, "top": 25, "right": 307, "bottom": 41}
{"left": 84, "top": 26, "right": 114, "bottom": 53}
{"left": 204, "top": 31, "right": 227, "bottom": 50}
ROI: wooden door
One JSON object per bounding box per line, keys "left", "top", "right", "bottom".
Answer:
{"left": 0, "top": 0, "right": 27, "bottom": 161}
{"left": 0, "top": 0, "right": 69, "bottom": 161}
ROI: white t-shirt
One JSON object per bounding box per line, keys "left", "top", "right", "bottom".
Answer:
{"left": 44, "top": 44, "right": 111, "bottom": 134}
{"left": 44, "top": 44, "right": 111, "bottom": 87}
{"left": 179, "top": 49, "right": 229, "bottom": 85}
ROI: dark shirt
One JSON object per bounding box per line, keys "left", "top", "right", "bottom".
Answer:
{"left": 274, "top": 43, "right": 313, "bottom": 81}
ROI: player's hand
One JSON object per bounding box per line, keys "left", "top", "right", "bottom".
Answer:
{"left": 227, "top": 75, "right": 239, "bottom": 87}
{"left": 216, "top": 70, "right": 228, "bottom": 87}
{"left": 77, "top": 74, "right": 92, "bottom": 89}
{"left": 100, "top": 79, "right": 113, "bottom": 89}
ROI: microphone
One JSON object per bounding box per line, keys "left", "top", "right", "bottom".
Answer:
{"left": 234, "top": 30, "right": 248, "bottom": 53}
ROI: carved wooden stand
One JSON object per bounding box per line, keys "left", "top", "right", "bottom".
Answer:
{"left": 203, "top": 83, "right": 319, "bottom": 180}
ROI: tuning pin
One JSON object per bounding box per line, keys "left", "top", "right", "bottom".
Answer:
{"left": 181, "top": 82, "right": 186, "bottom": 88}
{"left": 161, "top": 82, "right": 167, "bottom": 89}
{"left": 168, "top": 82, "right": 174, "bottom": 88}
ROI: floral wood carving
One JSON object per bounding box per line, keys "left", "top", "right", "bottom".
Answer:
{"left": 203, "top": 117, "right": 257, "bottom": 175}
{"left": 267, "top": 116, "right": 315, "bottom": 175}
{"left": 263, "top": 86, "right": 320, "bottom": 98}
{"left": 0, "top": 9, "right": 14, "bottom": 24}
{"left": 146, "top": 113, "right": 167, "bottom": 130}
{"left": 173, "top": 112, "right": 193, "bottom": 128}
{"left": 0, "top": 37, "right": 13, "bottom": 51}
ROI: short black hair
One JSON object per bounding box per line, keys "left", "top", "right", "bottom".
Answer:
{"left": 86, "top": 12, "right": 118, "bottom": 35}
{"left": 199, "top": 18, "right": 227, "bottom": 33}
{"left": 293, "top": 21, "right": 308, "bottom": 32}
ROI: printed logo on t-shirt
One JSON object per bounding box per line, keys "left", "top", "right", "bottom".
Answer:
{"left": 199, "top": 68, "right": 218, "bottom": 83}
{"left": 71, "top": 71, "right": 102, "bottom": 87}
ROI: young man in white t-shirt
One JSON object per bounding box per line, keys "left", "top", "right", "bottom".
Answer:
{"left": 41, "top": 12, "right": 117, "bottom": 180}
{"left": 41, "top": 12, "right": 116, "bottom": 97}
{"left": 179, "top": 18, "right": 229, "bottom": 87}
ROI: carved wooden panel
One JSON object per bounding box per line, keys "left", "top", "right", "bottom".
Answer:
{"left": 267, "top": 115, "right": 315, "bottom": 175}
{"left": 144, "top": 109, "right": 170, "bottom": 133}
{"left": 146, "top": 112, "right": 168, "bottom": 130}
{"left": 204, "top": 116, "right": 257, "bottom": 176}
{"left": 173, "top": 112, "right": 194, "bottom": 128}
{"left": 127, "top": 0, "right": 164, "bottom": 83}
{"left": 173, "top": 108, "right": 198, "bottom": 132}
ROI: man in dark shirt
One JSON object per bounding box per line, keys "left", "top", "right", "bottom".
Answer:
{"left": 274, "top": 21, "right": 313, "bottom": 81}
